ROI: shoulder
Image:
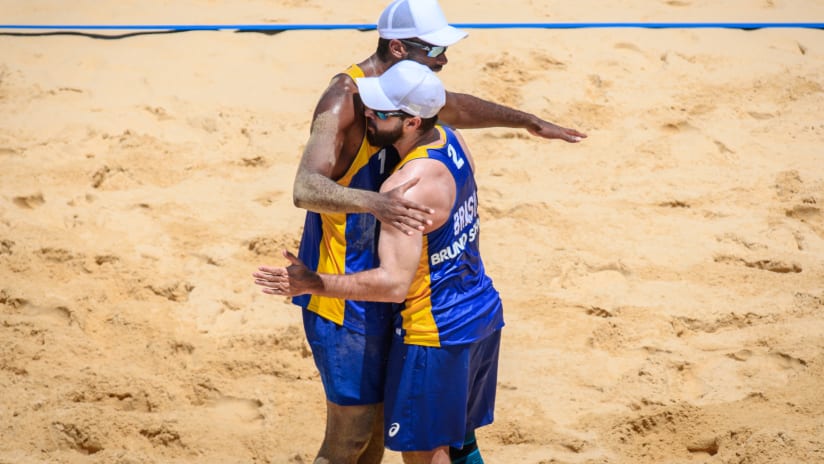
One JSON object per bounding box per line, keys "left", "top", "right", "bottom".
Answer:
{"left": 329, "top": 72, "right": 358, "bottom": 94}
{"left": 316, "top": 73, "right": 358, "bottom": 107}
{"left": 311, "top": 73, "right": 361, "bottom": 129}
{"left": 442, "top": 126, "right": 475, "bottom": 173}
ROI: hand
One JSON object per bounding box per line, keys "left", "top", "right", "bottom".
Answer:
{"left": 528, "top": 120, "right": 588, "bottom": 143}
{"left": 253, "top": 250, "right": 320, "bottom": 296}
{"left": 371, "top": 177, "right": 433, "bottom": 235}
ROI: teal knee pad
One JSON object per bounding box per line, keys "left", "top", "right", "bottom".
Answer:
{"left": 449, "top": 432, "right": 483, "bottom": 464}
{"left": 453, "top": 448, "right": 483, "bottom": 464}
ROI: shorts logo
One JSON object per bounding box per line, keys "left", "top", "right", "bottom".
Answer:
{"left": 388, "top": 422, "right": 400, "bottom": 437}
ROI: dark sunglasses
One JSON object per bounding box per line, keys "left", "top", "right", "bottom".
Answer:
{"left": 399, "top": 39, "right": 447, "bottom": 58}
{"left": 374, "top": 110, "right": 407, "bottom": 120}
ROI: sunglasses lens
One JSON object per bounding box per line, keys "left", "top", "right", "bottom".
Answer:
{"left": 375, "top": 111, "right": 387, "bottom": 120}
{"left": 428, "top": 46, "right": 446, "bottom": 58}
{"left": 402, "top": 40, "right": 445, "bottom": 58}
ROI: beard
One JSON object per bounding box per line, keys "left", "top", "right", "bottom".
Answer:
{"left": 366, "top": 120, "right": 404, "bottom": 147}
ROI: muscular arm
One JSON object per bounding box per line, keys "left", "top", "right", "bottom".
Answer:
{"left": 292, "top": 75, "right": 433, "bottom": 233}
{"left": 255, "top": 158, "right": 454, "bottom": 302}
{"left": 298, "top": 221, "right": 422, "bottom": 303}
{"left": 292, "top": 75, "right": 377, "bottom": 213}
{"left": 438, "top": 91, "right": 587, "bottom": 142}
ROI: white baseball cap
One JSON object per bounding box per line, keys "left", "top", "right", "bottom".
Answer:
{"left": 377, "top": 0, "right": 468, "bottom": 47}
{"left": 357, "top": 60, "right": 446, "bottom": 119}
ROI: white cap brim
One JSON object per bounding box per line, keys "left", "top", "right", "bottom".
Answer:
{"left": 417, "top": 25, "right": 468, "bottom": 47}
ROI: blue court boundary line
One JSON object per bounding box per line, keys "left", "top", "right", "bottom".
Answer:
{"left": 1, "top": 22, "right": 823, "bottom": 31}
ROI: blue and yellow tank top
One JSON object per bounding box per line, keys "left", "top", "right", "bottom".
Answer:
{"left": 293, "top": 64, "right": 400, "bottom": 335}
{"left": 394, "top": 126, "right": 504, "bottom": 347}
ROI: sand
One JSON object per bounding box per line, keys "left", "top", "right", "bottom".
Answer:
{"left": 1, "top": 1, "right": 823, "bottom": 463}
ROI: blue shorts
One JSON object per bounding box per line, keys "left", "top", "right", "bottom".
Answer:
{"left": 302, "top": 309, "right": 391, "bottom": 406}
{"left": 383, "top": 329, "right": 502, "bottom": 451}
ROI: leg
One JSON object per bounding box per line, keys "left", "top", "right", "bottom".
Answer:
{"left": 315, "top": 401, "right": 382, "bottom": 464}
{"left": 402, "top": 446, "right": 450, "bottom": 464}
{"left": 384, "top": 340, "right": 474, "bottom": 458}
{"left": 448, "top": 331, "right": 502, "bottom": 464}
{"left": 356, "top": 403, "right": 385, "bottom": 464}
{"left": 448, "top": 431, "right": 483, "bottom": 464}
{"left": 302, "top": 310, "right": 392, "bottom": 464}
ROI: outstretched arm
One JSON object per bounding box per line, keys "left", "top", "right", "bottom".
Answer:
{"left": 438, "top": 91, "right": 587, "bottom": 143}
{"left": 292, "top": 75, "right": 432, "bottom": 234}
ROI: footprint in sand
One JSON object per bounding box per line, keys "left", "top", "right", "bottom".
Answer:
{"left": 482, "top": 202, "right": 552, "bottom": 222}
{"left": 0, "top": 289, "right": 25, "bottom": 309}
{"left": 187, "top": 116, "right": 218, "bottom": 133}
{"left": 12, "top": 193, "right": 45, "bottom": 209}
{"left": 672, "top": 312, "right": 776, "bottom": 335}
{"left": 585, "top": 306, "right": 614, "bottom": 318}
{"left": 253, "top": 190, "right": 284, "bottom": 207}
{"left": 686, "top": 437, "right": 720, "bottom": 456}
{"left": 1, "top": 290, "right": 76, "bottom": 325}
{"left": 91, "top": 165, "right": 138, "bottom": 190}
{"left": 613, "top": 404, "right": 700, "bottom": 442}
{"left": 209, "top": 396, "right": 265, "bottom": 424}
{"left": 146, "top": 281, "right": 195, "bottom": 302}
{"left": 613, "top": 42, "right": 644, "bottom": 54}
{"left": 240, "top": 155, "right": 268, "bottom": 167}
{"left": 773, "top": 170, "right": 824, "bottom": 238}
{"left": 774, "top": 170, "right": 803, "bottom": 201}
{"left": 747, "top": 111, "right": 776, "bottom": 120}
{"left": 142, "top": 105, "right": 173, "bottom": 121}
{"left": 140, "top": 424, "right": 184, "bottom": 448}
{"left": 714, "top": 140, "right": 735, "bottom": 154}
{"left": 36, "top": 247, "right": 79, "bottom": 263}
{"left": 661, "top": 120, "right": 697, "bottom": 133}
{"left": 786, "top": 204, "right": 824, "bottom": 239}
{"left": 713, "top": 254, "right": 802, "bottom": 274}
{"left": 53, "top": 421, "right": 104, "bottom": 455}
{"left": 679, "top": 348, "right": 809, "bottom": 404}
{"left": 658, "top": 200, "right": 690, "bottom": 208}
{"left": 26, "top": 302, "right": 75, "bottom": 325}
{"left": 0, "top": 239, "right": 13, "bottom": 255}
{"left": 246, "top": 235, "right": 300, "bottom": 256}
{"left": 730, "top": 350, "right": 808, "bottom": 384}
{"left": 70, "top": 387, "right": 155, "bottom": 413}
{"left": 587, "top": 319, "right": 630, "bottom": 351}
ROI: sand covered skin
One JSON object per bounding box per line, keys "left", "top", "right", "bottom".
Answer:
{"left": 2, "top": 1, "right": 823, "bottom": 463}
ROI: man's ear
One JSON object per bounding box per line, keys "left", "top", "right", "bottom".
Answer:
{"left": 389, "top": 39, "right": 407, "bottom": 59}
{"left": 404, "top": 116, "right": 423, "bottom": 131}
